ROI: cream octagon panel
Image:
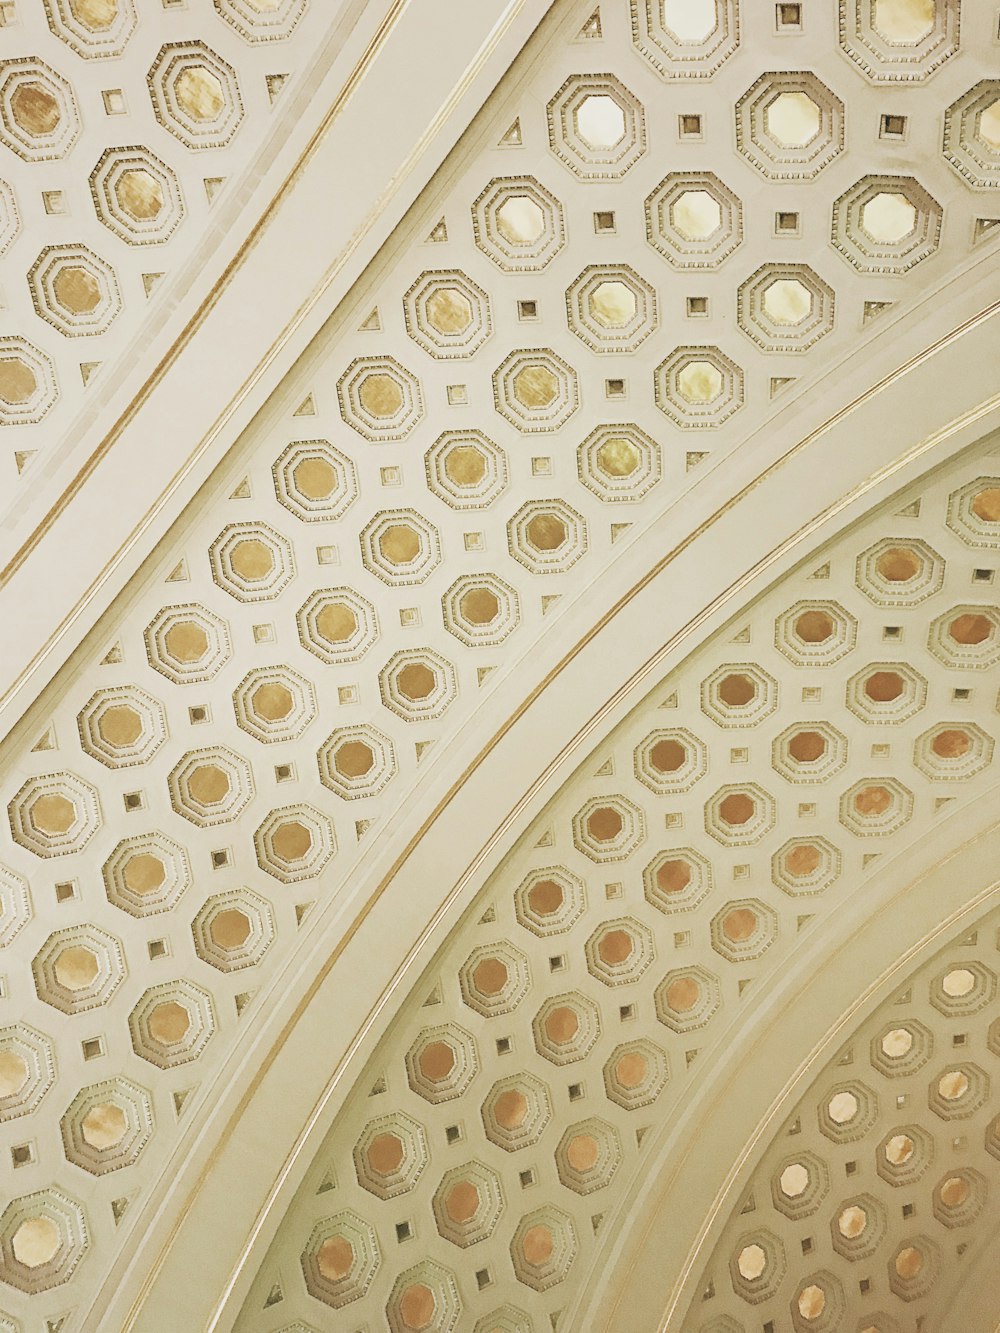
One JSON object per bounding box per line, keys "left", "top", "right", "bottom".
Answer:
{"left": 0, "top": 0, "right": 997, "bottom": 1325}
{"left": 230, "top": 437, "right": 1000, "bottom": 1331}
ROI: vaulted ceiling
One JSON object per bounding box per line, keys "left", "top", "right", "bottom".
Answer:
{"left": 0, "top": 1, "right": 998, "bottom": 1331}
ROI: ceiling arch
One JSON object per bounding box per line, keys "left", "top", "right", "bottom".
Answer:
{"left": 0, "top": 0, "right": 997, "bottom": 1330}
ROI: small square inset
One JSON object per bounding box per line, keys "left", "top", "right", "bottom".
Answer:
{"left": 605, "top": 881, "right": 623, "bottom": 899}
{"left": 679, "top": 113, "right": 703, "bottom": 138}
{"left": 463, "top": 532, "right": 484, "bottom": 551}
{"left": 275, "top": 763, "right": 295, "bottom": 783}
{"left": 519, "top": 1168, "right": 535, "bottom": 1188}
{"left": 883, "top": 625, "right": 902, "bottom": 640}
{"left": 802, "top": 686, "right": 822, "bottom": 702}
{"left": 380, "top": 465, "right": 401, "bottom": 487}
{"left": 548, "top": 954, "right": 566, "bottom": 972}
{"left": 0, "top": 2, "right": 17, "bottom": 27}
{"left": 605, "top": 377, "right": 626, "bottom": 398}
{"left": 445, "top": 1124, "right": 462, "bottom": 1145}
{"left": 162, "top": 0, "right": 187, "bottom": 8}
{"left": 902, "top": 1202, "right": 915, "bottom": 1218}
{"left": 316, "top": 545, "right": 339, "bottom": 565}
{"left": 846, "top": 1160, "right": 858, "bottom": 1176}
{"left": 82, "top": 1037, "right": 104, "bottom": 1061}
{"left": 102, "top": 88, "right": 127, "bottom": 114}
{"left": 619, "top": 1003, "right": 635, "bottom": 1021}
{"left": 952, "top": 1135, "right": 966, "bottom": 1151}
{"left": 496, "top": 1036, "right": 512, "bottom": 1056}
{"left": 896, "top": 1093, "right": 908, "bottom": 1108}
{"left": 568, "top": 1082, "right": 584, "bottom": 1101}
{"left": 11, "top": 1143, "right": 33, "bottom": 1167}
{"left": 148, "top": 939, "right": 168, "bottom": 960}
{"left": 211, "top": 849, "right": 231, "bottom": 869}
{"left": 775, "top": 210, "right": 800, "bottom": 234}
{"left": 395, "top": 1221, "right": 412, "bottom": 1243}
{"left": 55, "top": 881, "right": 77, "bottom": 904}
{"left": 517, "top": 299, "right": 538, "bottom": 320}
{"left": 776, "top": 2, "right": 802, "bottom": 28}
{"left": 798, "top": 802, "right": 816, "bottom": 817}
{"left": 665, "top": 812, "right": 683, "bottom": 828}
{"left": 188, "top": 704, "right": 210, "bottom": 724}
{"left": 953, "top": 1031, "right": 968, "bottom": 1045}
{"left": 42, "top": 190, "right": 66, "bottom": 215}
{"left": 673, "top": 931, "right": 691, "bottom": 948}
{"left": 252, "top": 624, "right": 274, "bottom": 644}
{"left": 880, "top": 112, "right": 907, "bottom": 139}
{"left": 123, "top": 791, "right": 145, "bottom": 812}
{"left": 475, "top": 1268, "right": 492, "bottom": 1290}
{"left": 399, "top": 607, "right": 421, "bottom": 628}
{"left": 594, "top": 210, "right": 616, "bottom": 233}
{"left": 859, "top": 1278, "right": 871, "bottom": 1295}
{"left": 953, "top": 687, "right": 971, "bottom": 701}
{"left": 446, "top": 384, "right": 468, "bottom": 405}
{"left": 871, "top": 743, "right": 890, "bottom": 758}
{"left": 686, "top": 295, "right": 709, "bottom": 317}
{"left": 973, "top": 567, "right": 995, "bottom": 583}
{"left": 733, "top": 864, "right": 750, "bottom": 879}
{"left": 531, "top": 456, "right": 552, "bottom": 476}
{"left": 730, "top": 746, "right": 748, "bottom": 763}
{"left": 338, "top": 685, "right": 359, "bottom": 705}
{"left": 801, "top": 1236, "right": 813, "bottom": 1254}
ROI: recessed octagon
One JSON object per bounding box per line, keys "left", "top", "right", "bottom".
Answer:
{"left": 144, "top": 603, "right": 231, "bottom": 684}
{"left": 494, "top": 348, "right": 579, "bottom": 433}
{"left": 60, "top": 1077, "right": 153, "bottom": 1176}
{"left": 928, "top": 604, "right": 1000, "bottom": 669}
{"left": 433, "top": 1161, "right": 504, "bottom": 1248}
{"left": 233, "top": 665, "right": 316, "bottom": 744}
{"left": 354, "top": 1112, "right": 428, "bottom": 1199}
{"left": 706, "top": 783, "right": 777, "bottom": 846}
{"left": 360, "top": 509, "right": 441, "bottom": 586}
{"left": 635, "top": 727, "right": 708, "bottom": 795}
{"left": 425, "top": 429, "right": 508, "bottom": 509}
{"left": 77, "top": 685, "right": 167, "bottom": 769}
{"left": 585, "top": 917, "right": 654, "bottom": 986}
{"left": 129, "top": 979, "right": 215, "bottom": 1069}
{"left": 646, "top": 171, "right": 743, "bottom": 268}
{"left": 443, "top": 573, "right": 520, "bottom": 647}
{"left": 254, "top": 803, "right": 336, "bottom": 883}
{"left": 0, "top": 1025, "right": 55, "bottom": 1123}
{"left": 510, "top": 1206, "right": 577, "bottom": 1292}
{"left": 473, "top": 176, "right": 565, "bottom": 272}
{"left": 877, "top": 1123, "right": 934, "bottom": 1186}
{"left": 738, "top": 263, "right": 835, "bottom": 353}
{"left": 91, "top": 146, "right": 184, "bottom": 245}
{"left": 148, "top": 41, "right": 243, "bottom": 150}
{"left": 818, "top": 1081, "right": 879, "bottom": 1143}
{"left": 213, "top": 0, "right": 308, "bottom": 42}
{"left": 192, "top": 888, "right": 274, "bottom": 972}
{"left": 947, "top": 474, "right": 1000, "bottom": 546}
{"left": 533, "top": 992, "right": 601, "bottom": 1066}
{"left": 856, "top": 536, "right": 945, "bottom": 605}
{"left": 297, "top": 586, "right": 378, "bottom": 665}
{"left": 571, "top": 795, "right": 645, "bottom": 863}
{"left": 482, "top": 1072, "right": 552, "bottom": 1152}
{"left": 656, "top": 345, "right": 744, "bottom": 429}
{"left": 387, "top": 1260, "right": 461, "bottom": 1333}
{"left": 103, "top": 830, "right": 190, "bottom": 916}
{"left": 913, "top": 721, "right": 994, "bottom": 781}
{"left": 603, "top": 1038, "right": 669, "bottom": 1109}
{"left": 459, "top": 941, "right": 531, "bottom": 1018}
{"left": 643, "top": 846, "right": 713, "bottom": 914}
{"left": 710, "top": 899, "right": 779, "bottom": 964}
{"left": 842, "top": 0, "right": 960, "bottom": 83}
{"left": 771, "top": 721, "right": 848, "bottom": 784}
{"left": 168, "top": 746, "right": 254, "bottom": 827}
{"left": 555, "top": 1117, "right": 621, "bottom": 1195}
{"left": 0, "top": 864, "right": 31, "bottom": 948}
{"left": 846, "top": 661, "right": 927, "bottom": 725}
{"left": 33, "top": 925, "right": 125, "bottom": 1015}
{"left": 578, "top": 423, "right": 661, "bottom": 503}
{"left": 771, "top": 1151, "right": 830, "bottom": 1221}
{"left": 209, "top": 522, "right": 294, "bottom": 602}
{"left": 832, "top": 174, "right": 942, "bottom": 274}
{"left": 9, "top": 771, "right": 101, "bottom": 858}
{"left": 0, "top": 1189, "right": 88, "bottom": 1295}
{"left": 566, "top": 263, "right": 657, "bottom": 353}
{"left": 548, "top": 73, "right": 645, "bottom": 180}
{"left": 772, "top": 836, "right": 841, "bottom": 897}
{"left": 379, "top": 648, "right": 457, "bottom": 722}
{"left": 508, "top": 498, "right": 587, "bottom": 573}
{"left": 301, "top": 1211, "right": 379, "bottom": 1311}
{"left": 318, "top": 724, "right": 396, "bottom": 800}
{"left": 701, "top": 664, "right": 778, "bottom": 728}
{"left": 736, "top": 71, "right": 844, "bottom": 179}
{"left": 0, "top": 181, "right": 17, "bottom": 257}
{"left": 273, "top": 438, "right": 358, "bottom": 522}
{"left": 870, "top": 1018, "right": 933, "bottom": 1079}
{"left": 406, "top": 1024, "right": 479, "bottom": 1105}
{"left": 28, "top": 244, "right": 122, "bottom": 337}
{"left": 839, "top": 776, "right": 914, "bottom": 837}
{"left": 0, "top": 336, "right": 58, "bottom": 426}
{"left": 404, "top": 269, "right": 491, "bottom": 359}
{"left": 514, "top": 866, "right": 587, "bottom": 937}
{"left": 943, "top": 80, "right": 1000, "bottom": 190}
{"left": 654, "top": 965, "right": 721, "bottom": 1033}
{"left": 337, "top": 356, "right": 423, "bottom": 441}
{"left": 0, "top": 60, "right": 78, "bottom": 162}
{"left": 44, "top": 0, "right": 137, "bottom": 58}
{"left": 775, "top": 600, "right": 857, "bottom": 665}
{"left": 629, "top": 0, "right": 739, "bottom": 79}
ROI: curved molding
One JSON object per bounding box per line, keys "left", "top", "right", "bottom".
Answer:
{"left": 93, "top": 272, "right": 1000, "bottom": 1330}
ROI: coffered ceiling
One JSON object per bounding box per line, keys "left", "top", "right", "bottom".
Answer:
{"left": 0, "top": 0, "right": 998, "bottom": 1330}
